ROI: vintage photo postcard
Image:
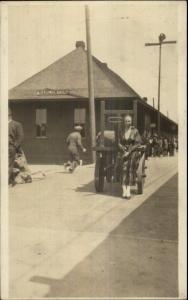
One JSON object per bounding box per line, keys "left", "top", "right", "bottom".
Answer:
{"left": 0, "top": 1, "right": 187, "bottom": 299}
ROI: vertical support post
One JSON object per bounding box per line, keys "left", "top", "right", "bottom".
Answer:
{"left": 100, "top": 100, "right": 105, "bottom": 147}
{"left": 115, "top": 123, "right": 119, "bottom": 149}
{"left": 145, "top": 34, "right": 176, "bottom": 136}
{"left": 157, "top": 43, "right": 162, "bottom": 135}
{"left": 153, "top": 97, "right": 155, "bottom": 108}
{"left": 133, "top": 99, "right": 138, "bottom": 128}
{"left": 85, "top": 5, "right": 96, "bottom": 162}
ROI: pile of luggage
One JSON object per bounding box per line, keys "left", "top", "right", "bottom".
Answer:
{"left": 12, "top": 151, "right": 32, "bottom": 184}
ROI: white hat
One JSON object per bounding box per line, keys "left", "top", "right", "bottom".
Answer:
{"left": 74, "top": 125, "right": 82, "bottom": 131}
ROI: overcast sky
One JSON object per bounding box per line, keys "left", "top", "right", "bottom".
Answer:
{"left": 8, "top": 1, "right": 183, "bottom": 122}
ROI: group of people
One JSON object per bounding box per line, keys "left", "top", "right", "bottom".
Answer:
{"left": 9, "top": 108, "right": 177, "bottom": 201}
{"left": 8, "top": 108, "right": 87, "bottom": 186}
{"left": 143, "top": 133, "right": 178, "bottom": 158}
{"left": 65, "top": 115, "right": 144, "bottom": 199}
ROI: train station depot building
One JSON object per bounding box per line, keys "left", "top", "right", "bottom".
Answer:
{"left": 9, "top": 41, "right": 178, "bottom": 164}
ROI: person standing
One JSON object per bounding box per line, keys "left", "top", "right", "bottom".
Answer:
{"left": 118, "top": 115, "right": 142, "bottom": 199}
{"left": 66, "top": 125, "right": 86, "bottom": 172}
{"left": 141, "top": 130, "right": 149, "bottom": 160}
{"left": 152, "top": 134, "right": 159, "bottom": 157}
{"left": 158, "top": 136, "right": 163, "bottom": 157}
{"left": 148, "top": 136, "right": 153, "bottom": 157}
{"left": 168, "top": 137, "right": 175, "bottom": 156}
{"left": 163, "top": 136, "right": 169, "bottom": 156}
{"left": 8, "top": 108, "right": 24, "bottom": 185}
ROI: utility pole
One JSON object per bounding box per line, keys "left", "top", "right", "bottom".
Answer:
{"left": 145, "top": 33, "right": 176, "bottom": 135}
{"left": 85, "top": 5, "right": 96, "bottom": 162}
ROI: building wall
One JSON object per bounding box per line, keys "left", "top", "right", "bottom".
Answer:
{"left": 10, "top": 98, "right": 177, "bottom": 164}
{"left": 160, "top": 116, "right": 178, "bottom": 136}
{"left": 137, "top": 102, "right": 158, "bottom": 135}
{"left": 10, "top": 98, "right": 134, "bottom": 164}
{"left": 11, "top": 101, "right": 91, "bottom": 164}
{"left": 137, "top": 101, "right": 178, "bottom": 137}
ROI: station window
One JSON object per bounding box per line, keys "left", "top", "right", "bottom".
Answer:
{"left": 36, "top": 108, "right": 47, "bottom": 137}
{"left": 74, "top": 108, "right": 86, "bottom": 137}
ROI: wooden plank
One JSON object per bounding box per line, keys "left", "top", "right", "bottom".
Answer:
{"left": 133, "top": 100, "right": 138, "bottom": 127}
{"left": 85, "top": 6, "right": 96, "bottom": 162}
{"left": 100, "top": 100, "right": 105, "bottom": 146}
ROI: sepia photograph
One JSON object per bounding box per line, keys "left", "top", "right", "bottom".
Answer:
{"left": 0, "top": 1, "right": 187, "bottom": 299}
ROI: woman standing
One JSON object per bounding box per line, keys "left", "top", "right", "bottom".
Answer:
{"left": 118, "top": 115, "right": 142, "bottom": 199}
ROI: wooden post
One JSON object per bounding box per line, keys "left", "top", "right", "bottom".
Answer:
{"left": 153, "top": 97, "right": 155, "bottom": 108}
{"left": 157, "top": 43, "right": 162, "bottom": 135}
{"left": 133, "top": 99, "right": 138, "bottom": 127}
{"left": 100, "top": 100, "right": 105, "bottom": 147}
{"left": 85, "top": 5, "right": 96, "bottom": 162}
{"left": 145, "top": 34, "right": 176, "bottom": 136}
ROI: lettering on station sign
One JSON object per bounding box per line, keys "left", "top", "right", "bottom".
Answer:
{"left": 36, "top": 88, "right": 72, "bottom": 96}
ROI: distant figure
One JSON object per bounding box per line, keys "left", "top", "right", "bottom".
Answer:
{"left": 142, "top": 130, "right": 151, "bottom": 159}
{"left": 148, "top": 136, "right": 153, "bottom": 157}
{"left": 65, "top": 125, "right": 86, "bottom": 172}
{"left": 163, "top": 137, "right": 169, "bottom": 156}
{"left": 152, "top": 134, "right": 159, "bottom": 157}
{"left": 40, "top": 123, "right": 46, "bottom": 136}
{"left": 168, "top": 138, "right": 175, "bottom": 156}
{"left": 174, "top": 137, "right": 178, "bottom": 152}
{"left": 158, "top": 136, "right": 163, "bottom": 157}
{"left": 8, "top": 108, "right": 24, "bottom": 185}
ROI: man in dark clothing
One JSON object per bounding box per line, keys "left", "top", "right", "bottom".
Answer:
{"left": 8, "top": 108, "right": 24, "bottom": 184}
{"left": 163, "top": 137, "right": 169, "bottom": 156}
{"left": 168, "top": 138, "right": 175, "bottom": 156}
{"left": 152, "top": 134, "right": 159, "bottom": 157}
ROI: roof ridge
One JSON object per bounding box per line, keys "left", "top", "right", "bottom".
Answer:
{"left": 92, "top": 55, "right": 142, "bottom": 99}
{"left": 10, "top": 48, "right": 77, "bottom": 91}
{"left": 9, "top": 46, "right": 147, "bottom": 103}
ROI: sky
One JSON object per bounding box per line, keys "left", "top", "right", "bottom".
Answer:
{"left": 8, "top": 1, "right": 183, "bottom": 122}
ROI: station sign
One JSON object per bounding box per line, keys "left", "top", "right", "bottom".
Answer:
{"left": 36, "top": 88, "right": 72, "bottom": 96}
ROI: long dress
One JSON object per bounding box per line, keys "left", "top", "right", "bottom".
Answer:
{"left": 119, "top": 126, "right": 142, "bottom": 186}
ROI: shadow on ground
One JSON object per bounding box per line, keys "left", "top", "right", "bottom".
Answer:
{"left": 75, "top": 180, "right": 138, "bottom": 198}
{"left": 30, "top": 174, "right": 178, "bottom": 298}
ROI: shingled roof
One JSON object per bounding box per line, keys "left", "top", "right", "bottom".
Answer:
{"left": 9, "top": 41, "right": 142, "bottom": 101}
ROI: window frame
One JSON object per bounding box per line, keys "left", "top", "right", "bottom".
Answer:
{"left": 35, "top": 107, "right": 48, "bottom": 139}
{"left": 74, "top": 108, "right": 87, "bottom": 138}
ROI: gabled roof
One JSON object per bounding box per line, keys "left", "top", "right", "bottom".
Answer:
{"left": 9, "top": 41, "right": 141, "bottom": 101}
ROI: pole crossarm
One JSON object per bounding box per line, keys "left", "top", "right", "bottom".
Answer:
{"left": 162, "top": 41, "right": 177, "bottom": 44}
{"left": 145, "top": 43, "right": 161, "bottom": 46}
{"left": 145, "top": 41, "right": 177, "bottom": 47}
